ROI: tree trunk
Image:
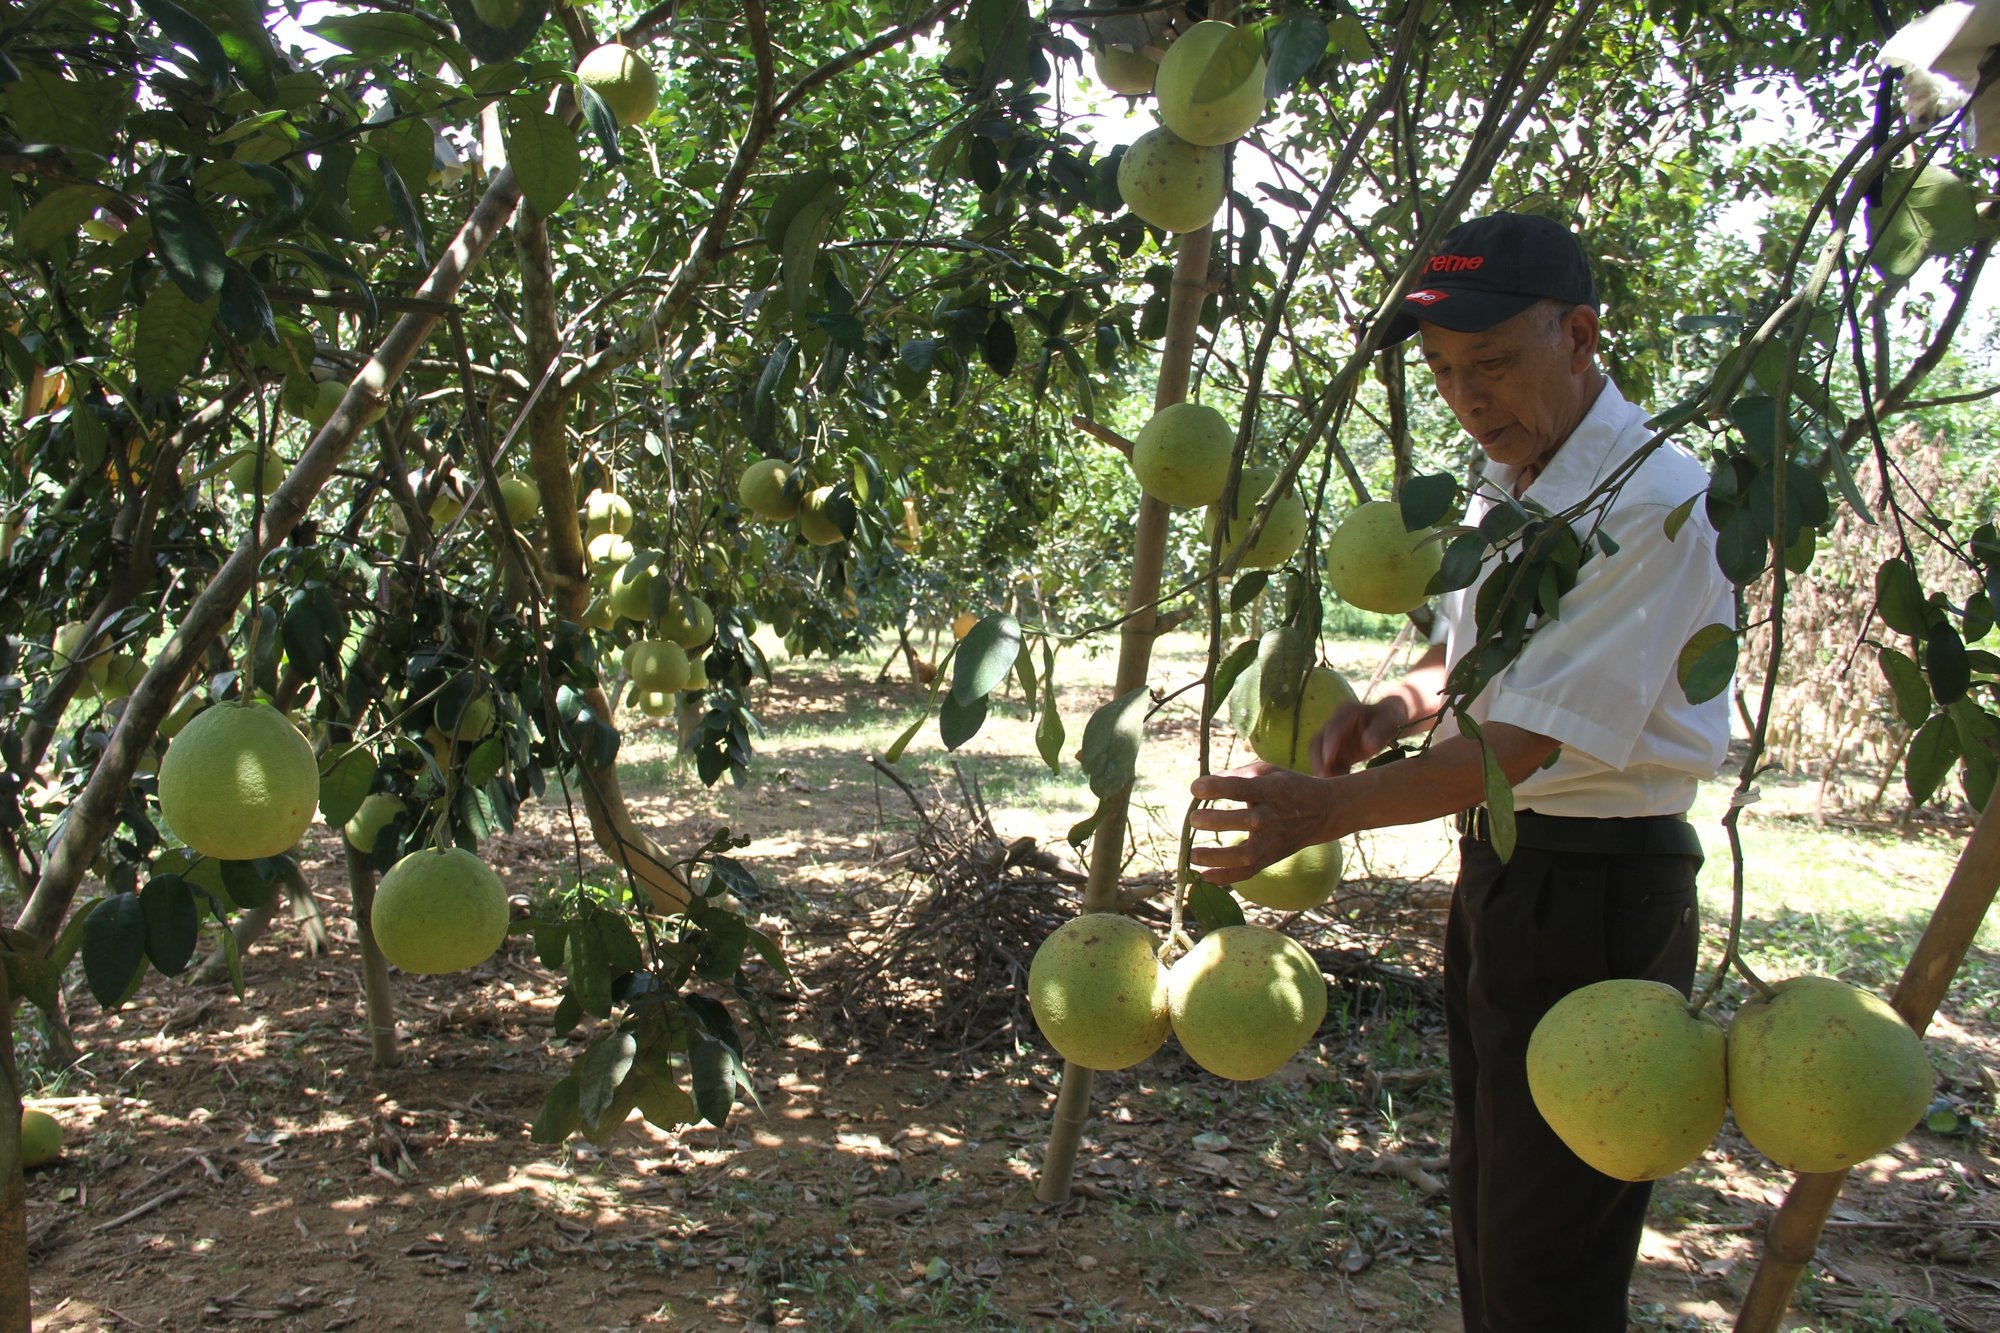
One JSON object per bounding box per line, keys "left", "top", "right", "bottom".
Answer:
{"left": 1, "top": 969, "right": 31, "bottom": 1333}
{"left": 344, "top": 842, "right": 401, "bottom": 1070}
{"left": 1733, "top": 789, "right": 2000, "bottom": 1332}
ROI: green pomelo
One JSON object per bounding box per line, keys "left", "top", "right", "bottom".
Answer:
{"left": 436, "top": 676, "right": 496, "bottom": 741}
{"left": 370, "top": 847, "right": 510, "bottom": 975}
{"left": 738, "top": 458, "right": 798, "bottom": 520}
{"left": 627, "top": 639, "right": 690, "bottom": 693}
{"left": 1091, "top": 42, "right": 1156, "bottom": 95}
{"left": 583, "top": 491, "right": 635, "bottom": 539}
{"left": 683, "top": 653, "right": 710, "bottom": 691}
{"left": 99, "top": 652, "right": 146, "bottom": 701}
{"left": 1117, "top": 126, "right": 1225, "bottom": 234}
{"left": 1726, "top": 976, "right": 1933, "bottom": 1174}
{"left": 1169, "top": 925, "right": 1326, "bottom": 1080}
{"left": 227, "top": 447, "right": 288, "bottom": 497}
{"left": 577, "top": 43, "right": 660, "bottom": 127}
{"left": 586, "top": 531, "right": 634, "bottom": 575}
{"left": 1249, "top": 665, "right": 1356, "bottom": 772}
{"left": 427, "top": 487, "right": 466, "bottom": 528}
{"left": 659, "top": 593, "right": 714, "bottom": 649}
{"left": 20, "top": 1108, "right": 62, "bottom": 1169}
{"left": 54, "top": 620, "right": 112, "bottom": 692}
{"left": 470, "top": 0, "right": 526, "bottom": 26}
{"left": 800, "top": 486, "right": 845, "bottom": 546}
{"left": 1132, "top": 401, "right": 1234, "bottom": 507}
{"left": 1204, "top": 465, "right": 1308, "bottom": 569}
{"left": 157, "top": 702, "right": 319, "bottom": 861}
{"left": 1236, "top": 840, "right": 1342, "bottom": 912}
{"left": 1527, "top": 978, "right": 1727, "bottom": 1181}
{"left": 498, "top": 474, "right": 541, "bottom": 526}
{"left": 581, "top": 595, "right": 617, "bottom": 631}
{"left": 298, "top": 377, "right": 347, "bottom": 430}
{"left": 344, "top": 792, "right": 406, "bottom": 854}
{"left": 607, "top": 555, "right": 661, "bottom": 622}
{"left": 1028, "top": 914, "right": 1172, "bottom": 1071}
{"left": 1155, "top": 20, "right": 1266, "bottom": 146}
{"left": 637, "top": 690, "right": 676, "bottom": 719}
{"left": 1325, "top": 498, "right": 1445, "bottom": 615}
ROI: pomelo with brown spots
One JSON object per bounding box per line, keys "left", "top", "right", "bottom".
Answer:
{"left": 1527, "top": 978, "right": 1726, "bottom": 1180}
{"left": 1168, "top": 925, "right": 1326, "bottom": 1080}
{"left": 1028, "top": 914, "right": 1171, "bottom": 1071}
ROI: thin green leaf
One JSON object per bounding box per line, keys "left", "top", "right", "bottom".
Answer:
{"left": 145, "top": 180, "right": 228, "bottom": 302}
{"left": 1676, "top": 623, "right": 1737, "bottom": 705}
{"left": 939, "top": 692, "right": 988, "bottom": 750}
{"left": 82, "top": 892, "right": 149, "bottom": 1009}
{"left": 1080, "top": 687, "right": 1147, "bottom": 799}
{"left": 1877, "top": 646, "right": 1931, "bottom": 727}
{"left": 950, "top": 613, "right": 1022, "bottom": 705}
{"left": 1905, "top": 714, "right": 1960, "bottom": 805}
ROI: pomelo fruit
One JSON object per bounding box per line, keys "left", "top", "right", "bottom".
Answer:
{"left": 1154, "top": 20, "right": 1267, "bottom": 146}
{"left": 427, "top": 485, "right": 466, "bottom": 528}
{"left": 227, "top": 446, "right": 287, "bottom": 497}
{"left": 1249, "top": 665, "right": 1356, "bottom": 772}
{"left": 1117, "top": 126, "right": 1224, "bottom": 234}
{"left": 498, "top": 474, "right": 540, "bottom": 526}
{"left": 799, "top": 486, "right": 845, "bottom": 546}
{"left": 637, "top": 690, "right": 676, "bottom": 718}
{"left": 952, "top": 611, "right": 980, "bottom": 641}
{"left": 1168, "top": 925, "right": 1326, "bottom": 1080}
{"left": 99, "top": 652, "right": 146, "bottom": 701}
{"left": 435, "top": 676, "right": 496, "bottom": 741}
{"left": 157, "top": 701, "right": 320, "bottom": 861}
{"left": 1325, "top": 499, "right": 1444, "bottom": 615}
{"left": 1236, "top": 840, "right": 1342, "bottom": 912}
{"left": 738, "top": 458, "right": 798, "bottom": 520}
{"left": 577, "top": 43, "right": 659, "bottom": 127}
{"left": 297, "top": 377, "right": 346, "bottom": 430}
{"left": 626, "top": 639, "right": 690, "bottom": 693}
{"left": 659, "top": 592, "right": 714, "bottom": 648}
{"left": 581, "top": 595, "right": 618, "bottom": 631}
{"left": 1205, "top": 466, "right": 1307, "bottom": 569}
{"left": 1091, "top": 41, "right": 1156, "bottom": 95}
{"left": 470, "top": 0, "right": 526, "bottom": 26}
{"left": 607, "top": 554, "right": 662, "bottom": 622}
{"left": 344, "top": 792, "right": 406, "bottom": 854}
{"left": 583, "top": 491, "right": 635, "bottom": 539}
{"left": 682, "top": 653, "right": 710, "bottom": 691}
{"left": 369, "top": 846, "right": 510, "bottom": 975}
{"left": 53, "top": 621, "right": 111, "bottom": 692}
{"left": 1527, "top": 978, "right": 1727, "bottom": 1181}
{"left": 20, "top": 1108, "right": 62, "bottom": 1168}
{"left": 1028, "top": 914, "right": 1171, "bottom": 1071}
{"left": 586, "top": 531, "right": 634, "bottom": 574}
{"left": 1132, "top": 402, "right": 1234, "bottom": 507}
{"left": 1726, "top": 975, "right": 1933, "bottom": 1174}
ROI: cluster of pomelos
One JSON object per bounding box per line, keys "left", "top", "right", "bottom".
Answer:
{"left": 151, "top": 693, "right": 508, "bottom": 979}
{"left": 1527, "top": 974, "right": 1934, "bottom": 1180}
{"left": 1028, "top": 912, "right": 1327, "bottom": 1081}
{"left": 576, "top": 488, "right": 720, "bottom": 719}
{"left": 1104, "top": 21, "right": 1269, "bottom": 237}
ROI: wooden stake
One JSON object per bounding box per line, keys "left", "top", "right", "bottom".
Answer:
{"left": 1036, "top": 230, "right": 1213, "bottom": 1205}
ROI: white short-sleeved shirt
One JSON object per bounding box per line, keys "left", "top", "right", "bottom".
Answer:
{"left": 1430, "top": 380, "right": 1735, "bottom": 817}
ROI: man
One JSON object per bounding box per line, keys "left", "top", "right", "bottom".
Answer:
{"left": 1189, "top": 212, "right": 1735, "bottom": 1332}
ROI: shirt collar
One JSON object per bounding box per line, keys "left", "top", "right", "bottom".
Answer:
{"left": 1484, "top": 379, "right": 1643, "bottom": 511}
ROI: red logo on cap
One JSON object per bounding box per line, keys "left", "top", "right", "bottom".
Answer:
{"left": 1406, "top": 289, "right": 1449, "bottom": 305}
{"left": 1427, "top": 255, "right": 1485, "bottom": 273}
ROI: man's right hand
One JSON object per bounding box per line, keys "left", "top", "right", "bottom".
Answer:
{"left": 1309, "top": 696, "right": 1410, "bottom": 777}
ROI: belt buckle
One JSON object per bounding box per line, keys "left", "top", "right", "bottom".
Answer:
{"left": 1455, "top": 807, "right": 1491, "bottom": 841}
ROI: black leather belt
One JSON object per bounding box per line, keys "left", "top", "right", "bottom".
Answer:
{"left": 1454, "top": 807, "right": 1703, "bottom": 858}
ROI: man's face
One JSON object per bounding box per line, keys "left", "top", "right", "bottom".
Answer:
{"left": 1415, "top": 303, "right": 1601, "bottom": 471}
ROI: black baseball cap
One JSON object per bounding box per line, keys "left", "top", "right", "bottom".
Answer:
{"left": 1380, "top": 212, "right": 1599, "bottom": 344}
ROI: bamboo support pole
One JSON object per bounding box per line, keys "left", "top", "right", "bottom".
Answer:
{"left": 1733, "top": 789, "right": 2000, "bottom": 1332}
{"left": 1036, "top": 229, "right": 1213, "bottom": 1205}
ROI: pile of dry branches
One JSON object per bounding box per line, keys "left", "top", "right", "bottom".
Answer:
{"left": 824, "top": 760, "right": 1105, "bottom": 1058}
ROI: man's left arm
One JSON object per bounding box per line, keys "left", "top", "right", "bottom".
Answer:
{"left": 1188, "top": 722, "right": 1559, "bottom": 883}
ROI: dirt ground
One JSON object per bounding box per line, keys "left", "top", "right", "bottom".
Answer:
{"left": 20, "top": 659, "right": 2000, "bottom": 1332}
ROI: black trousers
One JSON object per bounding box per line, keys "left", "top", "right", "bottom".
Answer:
{"left": 1444, "top": 833, "right": 1702, "bottom": 1333}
